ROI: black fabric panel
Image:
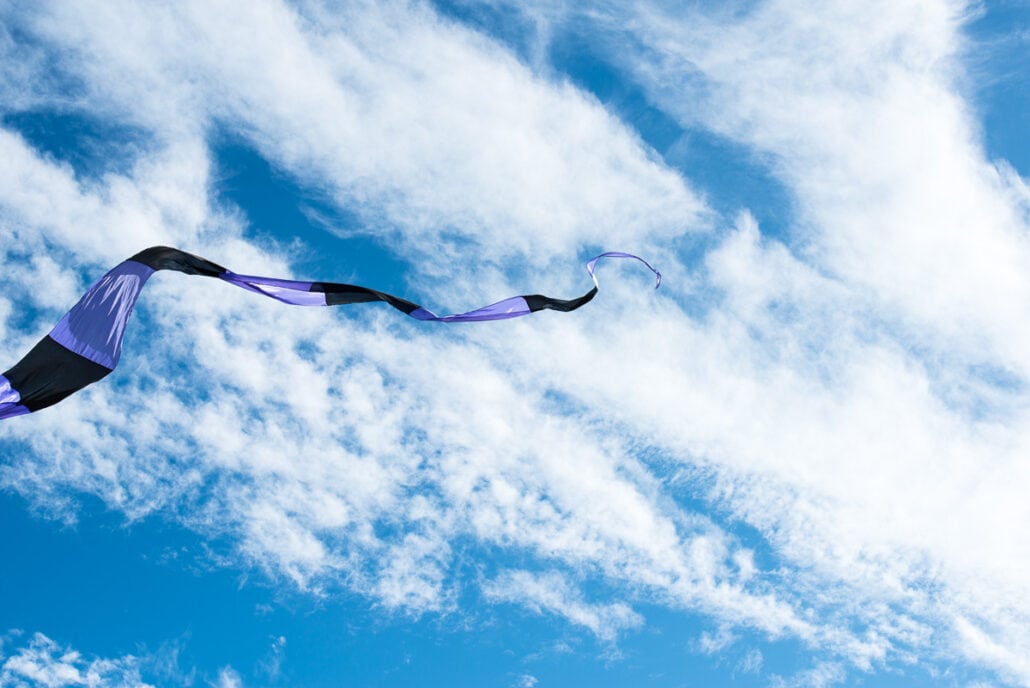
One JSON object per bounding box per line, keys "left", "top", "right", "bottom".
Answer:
{"left": 2, "top": 336, "right": 112, "bottom": 412}
{"left": 523, "top": 288, "right": 597, "bottom": 313}
{"left": 130, "top": 246, "right": 226, "bottom": 277}
{"left": 310, "top": 282, "right": 420, "bottom": 314}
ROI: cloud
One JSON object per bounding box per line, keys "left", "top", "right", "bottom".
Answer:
{"left": 695, "top": 626, "right": 737, "bottom": 656}
{"left": 257, "top": 636, "right": 286, "bottom": 682}
{"left": 516, "top": 674, "right": 538, "bottom": 688}
{"left": 211, "top": 666, "right": 243, "bottom": 688}
{"left": 622, "top": 0, "right": 1030, "bottom": 373}
{"left": 7, "top": 0, "right": 704, "bottom": 265}
{"left": 0, "top": 631, "right": 154, "bottom": 688}
{"left": 735, "top": 648, "right": 763, "bottom": 676}
{"left": 461, "top": 0, "right": 1030, "bottom": 680}
{"left": 770, "top": 660, "right": 846, "bottom": 688}
{"left": 483, "top": 570, "right": 643, "bottom": 641}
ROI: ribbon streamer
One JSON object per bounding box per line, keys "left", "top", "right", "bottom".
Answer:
{"left": 1, "top": 246, "right": 660, "bottom": 420}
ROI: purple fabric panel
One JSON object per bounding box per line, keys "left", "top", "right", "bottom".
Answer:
{"left": 408, "top": 307, "right": 438, "bottom": 321}
{"left": 0, "top": 402, "right": 30, "bottom": 420}
{"left": 409, "top": 296, "right": 532, "bottom": 323}
{"left": 0, "top": 375, "right": 29, "bottom": 419}
{"left": 220, "top": 272, "right": 327, "bottom": 306}
{"left": 223, "top": 272, "right": 317, "bottom": 291}
{"left": 49, "top": 260, "right": 155, "bottom": 369}
{"left": 0, "top": 374, "right": 19, "bottom": 404}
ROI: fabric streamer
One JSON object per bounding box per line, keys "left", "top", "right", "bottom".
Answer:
{"left": 0, "top": 247, "right": 660, "bottom": 420}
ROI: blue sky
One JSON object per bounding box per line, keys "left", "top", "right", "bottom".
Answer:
{"left": 1, "top": 1, "right": 1029, "bottom": 687}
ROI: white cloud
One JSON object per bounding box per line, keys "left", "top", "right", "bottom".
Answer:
{"left": 461, "top": 0, "right": 1030, "bottom": 680}
{"left": 695, "top": 626, "right": 737, "bottom": 655}
{"left": 483, "top": 570, "right": 643, "bottom": 641}
{"left": 211, "top": 666, "right": 243, "bottom": 688}
{"left": 257, "top": 636, "right": 286, "bottom": 682}
{"left": 770, "top": 660, "right": 846, "bottom": 688}
{"left": 0, "top": 632, "right": 154, "bottom": 688}
{"left": 735, "top": 648, "right": 763, "bottom": 675}
{"left": 954, "top": 616, "right": 1030, "bottom": 688}
{"left": 9, "top": 0, "right": 703, "bottom": 266}
{"left": 622, "top": 0, "right": 1030, "bottom": 375}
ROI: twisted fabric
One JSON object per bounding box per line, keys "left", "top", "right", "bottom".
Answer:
{"left": 1, "top": 246, "right": 660, "bottom": 420}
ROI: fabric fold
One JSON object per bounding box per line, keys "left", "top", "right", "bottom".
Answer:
{"left": 1, "top": 246, "right": 660, "bottom": 418}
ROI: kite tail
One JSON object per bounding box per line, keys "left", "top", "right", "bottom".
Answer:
{"left": 1, "top": 246, "right": 660, "bottom": 419}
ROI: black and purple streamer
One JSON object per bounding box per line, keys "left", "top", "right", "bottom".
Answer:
{"left": 0, "top": 247, "right": 660, "bottom": 420}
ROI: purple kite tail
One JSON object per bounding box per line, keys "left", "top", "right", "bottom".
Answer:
{"left": 1, "top": 247, "right": 660, "bottom": 420}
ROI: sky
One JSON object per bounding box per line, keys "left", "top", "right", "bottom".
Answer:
{"left": 0, "top": 0, "right": 1028, "bottom": 686}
